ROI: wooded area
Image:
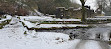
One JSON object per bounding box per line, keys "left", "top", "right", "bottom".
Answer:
{"left": 0, "top": 0, "right": 111, "bottom": 16}
{"left": 0, "top": 0, "right": 80, "bottom": 15}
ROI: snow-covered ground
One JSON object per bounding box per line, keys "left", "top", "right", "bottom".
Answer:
{"left": 95, "top": 16, "right": 111, "bottom": 18}
{"left": 22, "top": 21, "right": 88, "bottom": 29}
{"left": 22, "top": 21, "right": 35, "bottom": 28}
{"left": 75, "top": 40, "right": 110, "bottom": 49}
{"left": 0, "top": 17, "right": 81, "bottom": 49}
{"left": 19, "top": 16, "right": 88, "bottom": 29}
{"left": 36, "top": 24, "right": 88, "bottom": 28}
{"left": 86, "top": 18, "right": 108, "bottom": 20}
{"left": 86, "top": 16, "right": 111, "bottom": 20}
{"left": 0, "top": 16, "right": 110, "bottom": 49}
{"left": 20, "top": 16, "right": 81, "bottom": 22}
{"left": 20, "top": 16, "right": 53, "bottom": 21}
{"left": 0, "top": 15, "right": 12, "bottom": 22}
{"left": 0, "top": 27, "right": 80, "bottom": 49}
{"left": 106, "top": 23, "right": 111, "bottom": 26}
{"left": 49, "top": 18, "right": 79, "bottom": 22}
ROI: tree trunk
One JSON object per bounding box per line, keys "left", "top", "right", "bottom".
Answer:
{"left": 81, "top": 3, "right": 86, "bottom": 22}
{"left": 80, "top": 0, "right": 86, "bottom": 22}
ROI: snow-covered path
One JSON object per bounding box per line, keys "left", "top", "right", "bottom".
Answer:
{"left": 75, "top": 40, "right": 110, "bottom": 49}
{"left": 0, "top": 17, "right": 110, "bottom": 49}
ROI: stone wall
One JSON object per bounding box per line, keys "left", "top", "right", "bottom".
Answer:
{"left": 56, "top": 7, "right": 95, "bottom": 19}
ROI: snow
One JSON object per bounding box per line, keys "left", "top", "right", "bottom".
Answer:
{"left": 0, "top": 27, "right": 108, "bottom": 49}
{"left": 6, "top": 15, "right": 12, "bottom": 20}
{"left": 0, "top": 17, "right": 82, "bottom": 49}
{"left": 0, "top": 19, "right": 8, "bottom": 22}
{"left": 20, "top": 16, "right": 53, "bottom": 21}
{"left": 84, "top": 40, "right": 102, "bottom": 49}
{"left": 35, "top": 32, "right": 70, "bottom": 41}
{"left": 90, "top": 33, "right": 96, "bottom": 39}
{"left": 48, "top": 15, "right": 56, "bottom": 17}
{"left": 34, "top": 9, "right": 44, "bottom": 16}
{"left": 0, "top": 15, "right": 12, "bottom": 22}
{"left": 106, "top": 23, "right": 111, "bottom": 26}
{"left": 20, "top": 16, "right": 81, "bottom": 22}
{"left": 87, "top": 16, "right": 111, "bottom": 20}
{"left": 86, "top": 18, "right": 108, "bottom": 20}
{"left": 66, "top": 24, "right": 88, "bottom": 27}
{"left": 95, "top": 16, "right": 111, "bottom": 18}
{"left": 46, "top": 19, "right": 81, "bottom": 22}
{"left": 0, "top": 16, "right": 110, "bottom": 49}
{"left": 102, "top": 32, "right": 110, "bottom": 41}
{"left": 21, "top": 18, "right": 87, "bottom": 28}
{"left": 36, "top": 24, "right": 88, "bottom": 28}
{"left": 19, "top": 16, "right": 86, "bottom": 29}
{"left": 0, "top": 23, "right": 81, "bottom": 49}
{"left": 25, "top": 32, "right": 81, "bottom": 49}
{"left": 22, "top": 21, "right": 35, "bottom": 28}
{"left": 36, "top": 24, "right": 64, "bottom": 28}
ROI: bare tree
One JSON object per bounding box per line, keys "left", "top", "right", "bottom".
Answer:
{"left": 96, "top": 0, "right": 111, "bottom": 15}
{"left": 80, "top": 0, "right": 86, "bottom": 22}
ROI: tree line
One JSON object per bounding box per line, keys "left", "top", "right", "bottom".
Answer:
{"left": 0, "top": 0, "right": 80, "bottom": 15}
{"left": 37, "top": 0, "right": 80, "bottom": 15}
{"left": 96, "top": 0, "right": 111, "bottom": 16}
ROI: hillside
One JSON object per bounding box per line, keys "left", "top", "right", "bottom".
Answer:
{"left": 0, "top": 0, "right": 80, "bottom": 16}
{"left": 0, "top": 0, "right": 39, "bottom": 16}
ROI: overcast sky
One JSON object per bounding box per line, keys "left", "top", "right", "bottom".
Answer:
{"left": 71, "top": 0, "right": 97, "bottom": 10}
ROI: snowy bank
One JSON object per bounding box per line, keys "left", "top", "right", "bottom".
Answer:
{"left": 106, "top": 23, "right": 111, "bottom": 26}
{"left": 95, "top": 16, "right": 111, "bottom": 18}
{"left": 22, "top": 21, "right": 89, "bottom": 29}
{"left": 22, "top": 21, "right": 35, "bottom": 28}
{"left": 36, "top": 24, "right": 88, "bottom": 28}
{"left": 0, "top": 15, "right": 12, "bottom": 22}
{"left": 0, "top": 25, "right": 81, "bottom": 49}
{"left": 0, "top": 15, "right": 12, "bottom": 29}
{"left": 0, "top": 17, "right": 110, "bottom": 49}
{"left": 46, "top": 19, "right": 81, "bottom": 22}
{"left": 86, "top": 18, "right": 108, "bottom": 20}
{"left": 20, "top": 16, "right": 53, "bottom": 21}
{"left": 20, "top": 16, "right": 81, "bottom": 22}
